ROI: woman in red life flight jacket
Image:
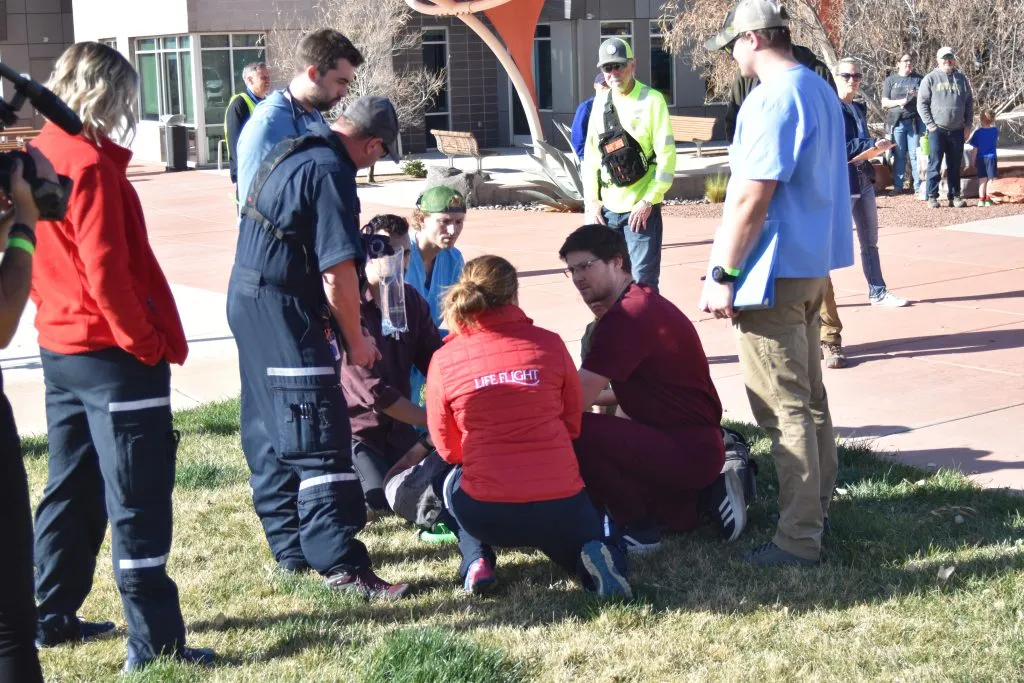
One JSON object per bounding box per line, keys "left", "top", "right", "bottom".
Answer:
{"left": 426, "top": 255, "right": 631, "bottom": 597}
{"left": 28, "top": 42, "right": 214, "bottom": 671}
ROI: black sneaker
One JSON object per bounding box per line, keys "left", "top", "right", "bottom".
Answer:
{"left": 722, "top": 427, "right": 758, "bottom": 503}
{"left": 325, "top": 567, "right": 411, "bottom": 600}
{"left": 123, "top": 646, "right": 217, "bottom": 673}
{"left": 739, "top": 541, "right": 819, "bottom": 567}
{"left": 620, "top": 523, "right": 662, "bottom": 555}
{"left": 277, "top": 558, "right": 310, "bottom": 574}
{"left": 36, "top": 617, "right": 116, "bottom": 648}
{"left": 707, "top": 468, "right": 748, "bottom": 542}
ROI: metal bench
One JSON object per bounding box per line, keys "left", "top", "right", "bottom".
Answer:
{"left": 669, "top": 116, "right": 717, "bottom": 157}
{"left": 430, "top": 129, "right": 498, "bottom": 173}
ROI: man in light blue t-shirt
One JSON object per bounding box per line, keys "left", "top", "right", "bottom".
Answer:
{"left": 700, "top": 0, "right": 852, "bottom": 567}
{"left": 236, "top": 29, "right": 367, "bottom": 204}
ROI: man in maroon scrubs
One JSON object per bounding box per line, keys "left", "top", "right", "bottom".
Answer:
{"left": 560, "top": 225, "right": 748, "bottom": 553}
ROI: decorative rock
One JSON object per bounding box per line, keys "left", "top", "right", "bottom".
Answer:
{"left": 424, "top": 166, "right": 487, "bottom": 207}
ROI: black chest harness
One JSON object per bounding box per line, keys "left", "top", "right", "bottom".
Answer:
{"left": 598, "top": 94, "right": 655, "bottom": 187}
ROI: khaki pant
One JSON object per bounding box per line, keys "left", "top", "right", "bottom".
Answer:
{"left": 733, "top": 277, "right": 838, "bottom": 560}
{"left": 819, "top": 276, "right": 843, "bottom": 346}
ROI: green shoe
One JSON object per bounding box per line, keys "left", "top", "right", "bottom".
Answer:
{"left": 418, "top": 522, "right": 458, "bottom": 544}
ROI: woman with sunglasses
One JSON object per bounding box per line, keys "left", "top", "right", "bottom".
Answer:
{"left": 835, "top": 58, "right": 908, "bottom": 308}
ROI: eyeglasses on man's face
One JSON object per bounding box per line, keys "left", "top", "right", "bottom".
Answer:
{"left": 601, "top": 63, "right": 625, "bottom": 73}
{"left": 564, "top": 257, "right": 601, "bottom": 278}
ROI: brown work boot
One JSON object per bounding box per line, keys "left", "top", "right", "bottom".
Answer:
{"left": 820, "top": 341, "right": 847, "bottom": 369}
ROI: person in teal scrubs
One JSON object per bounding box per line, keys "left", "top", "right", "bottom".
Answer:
{"left": 406, "top": 186, "right": 467, "bottom": 405}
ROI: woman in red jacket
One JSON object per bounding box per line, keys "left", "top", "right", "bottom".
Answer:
{"left": 29, "top": 42, "right": 213, "bottom": 672}
{"left": 426, "top": 255, "right": 630, "bottom": 597}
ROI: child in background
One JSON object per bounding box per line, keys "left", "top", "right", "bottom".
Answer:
{"left": 969, "top": 110, "right": 999, "bottom": 207}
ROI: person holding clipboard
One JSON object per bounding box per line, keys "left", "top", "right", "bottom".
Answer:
{"left": 835, "top": 58, "right": 909, "bottom": 309}
{"left": 700, "top": 0, "right": 852, "bottom": 567}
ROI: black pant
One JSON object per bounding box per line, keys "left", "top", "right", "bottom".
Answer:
{"left": 0, "top": 388, "right": 43, "bottom": 683}
{"left": 926, "top": 127, "right": 965, "bottom": 200}
{"left": 352, "top": 440, "right": 402, "bottom": 512}
{"left": 445, "top": 468, "right": 626, "bottom": 587}
{"left": 33, "top": 348, "right": 187, "bottom": 664}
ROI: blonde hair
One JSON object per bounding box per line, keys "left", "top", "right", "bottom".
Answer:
{"left": 442, "top": 255, "right": 518, "bottom": 331}
{"left": 980, "top": 109, "right": 996, "bottom": 126}
{"left": 46, "top": 42, "right": 139, "bottom": 144}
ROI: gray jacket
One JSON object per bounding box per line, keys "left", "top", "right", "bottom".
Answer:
{"left": 918, "top": 68, "right": 973, "bottom": 130}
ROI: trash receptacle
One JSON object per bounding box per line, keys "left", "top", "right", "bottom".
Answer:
{"left": 160, "top": 114, "right": 188, "bottom": 172}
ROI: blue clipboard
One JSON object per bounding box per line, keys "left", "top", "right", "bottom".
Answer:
{"left": 732, "top": 220, "right": 779, "bottom": 310}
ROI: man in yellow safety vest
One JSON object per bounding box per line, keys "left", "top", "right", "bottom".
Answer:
{"left": 582, "top": 38, "right": 676, "bottom": 290}
{"left": 225, "top": 61, "right": 271, "bottom": 191}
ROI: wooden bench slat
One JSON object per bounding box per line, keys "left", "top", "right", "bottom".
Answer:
{"left": 429, "top": 129, "right": 499, "bottom": 172}
{"left": 669, "top": 115, "right": 717, "bottom": 157}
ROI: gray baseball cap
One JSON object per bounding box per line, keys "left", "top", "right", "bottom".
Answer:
{"left": 705, "top": 0, "right": 791, "bottom": 52}
{"left": 597, "top": 38, "right": 634, "bottom": 67}
{"left": 343, "top": 96, "right": 401, "bottom": 163}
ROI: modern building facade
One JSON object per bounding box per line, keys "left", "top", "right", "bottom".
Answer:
{"left": 71, "top": 0, "right": 722, "bottom": 164}
{"left": 0, "top": 0, "right": 75, "bottom": 129}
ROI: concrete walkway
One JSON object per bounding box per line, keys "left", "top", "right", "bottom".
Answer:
{"left": 4, "top": 161, "right": 1024, "bottom": 492}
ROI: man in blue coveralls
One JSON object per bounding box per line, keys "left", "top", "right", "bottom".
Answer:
{"left": 227, "top": 96, "right": 408, "bottom": 598}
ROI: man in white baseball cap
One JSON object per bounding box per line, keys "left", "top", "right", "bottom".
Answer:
{"left": 918, "top": 46, "right": 974, "bottom": 208}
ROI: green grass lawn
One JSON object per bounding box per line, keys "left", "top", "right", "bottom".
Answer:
{"left": 20, "top": 398, "right": 1024, "bottom": 682}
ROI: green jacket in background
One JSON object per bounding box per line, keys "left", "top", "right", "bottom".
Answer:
{"left": 724, "top": 44, "right": 837, "bottom": 142}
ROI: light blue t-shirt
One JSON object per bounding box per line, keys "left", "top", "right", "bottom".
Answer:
{"left": 729, "top": 65, "right": 853, "bottom": 278}
{"left": 405, "top": 244, "right": 465, "bottom": 333}
{"left": 236, "top": 88, "right": 328, "bottom": 202}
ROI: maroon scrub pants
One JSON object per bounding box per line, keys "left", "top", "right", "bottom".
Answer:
{"left": 573, "top": 412, "right": 724, "bottom": 532}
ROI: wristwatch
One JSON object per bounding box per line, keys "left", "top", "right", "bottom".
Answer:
{"left": 711, "top": 265, "right": 740, "bottom": 284}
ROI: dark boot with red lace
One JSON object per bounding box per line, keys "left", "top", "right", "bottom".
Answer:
{"left": 324, "top": 567, "right": 410, "bottom": 600}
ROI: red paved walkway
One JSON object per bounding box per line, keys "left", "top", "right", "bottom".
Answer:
{"left": 30, "top": 164, "right": 1024, "bottom": 490}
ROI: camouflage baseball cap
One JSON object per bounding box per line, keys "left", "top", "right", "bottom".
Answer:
{"left": 416, "top": 185, "right": 467, "bottom": 214}
{"left": 705, "top": 0, "right": 791, "bottom": 52}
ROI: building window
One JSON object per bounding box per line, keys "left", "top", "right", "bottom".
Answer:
{"left": 534, "top": 24, "right": 552, "bottom": 111}
{"left": 422, "top": 28, "right": 450, "bottom": 140}
{"left": 650, "top": 21, "right": 675, "bottom": 106}
{"left": 199, "top": 33, "right": 267, "bottom": 160}
{"left": 600, "top": 21, "right": 633, "bottom": 48}
{"left": 135, "top": 36, "right": 195, "bottom": 125}
{"left": 101, "top": 38, "right": 117, "bottom": 49}
{"left": 0, "top": 1, "right": 7, "bottom": 42}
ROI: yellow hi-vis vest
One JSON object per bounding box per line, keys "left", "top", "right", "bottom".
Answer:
{"left": 223, "top": 91, "right": 258, "bottom": 159}
{"left": 582, "top": 80, "right": 677, "bottom": 213}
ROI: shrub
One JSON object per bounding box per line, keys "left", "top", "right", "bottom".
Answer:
{"left": 401, "top": 158, "right": 428, "bottom": 178}
{"left": 705, "top": 173, "right": 729, "bottom": 203}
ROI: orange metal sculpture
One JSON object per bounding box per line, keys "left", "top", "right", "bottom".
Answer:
{"left": 405, "top": 0, "right": 546, "bottom": 146}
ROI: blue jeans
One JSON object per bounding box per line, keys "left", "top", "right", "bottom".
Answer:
{"left": 852, "top": 170, "right": 887, "bottom": 300}
{"left": 34, "top": 348, "right": 187, "bottom": 664}
{"left": 891, "top": 118, "right": 922, "bottom": 192}
{"left": 927, "top": 127, "right": 965, "bottom": 200}
{"left": 602, "top": 203, "right": 663, "bottom": 290}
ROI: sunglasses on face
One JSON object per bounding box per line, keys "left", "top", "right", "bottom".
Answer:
{"left": 601, "top": 63, "right": 625, "bottom": 73}
{"left": 839, "top": 73, "right": 863, "bottom": 81}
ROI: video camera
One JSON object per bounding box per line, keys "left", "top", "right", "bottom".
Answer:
{"left": 0, "top": 61, "right": 80, "bottom": 221}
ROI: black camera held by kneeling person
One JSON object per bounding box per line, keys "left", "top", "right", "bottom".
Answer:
{"left": 0, "top": 60, "right": 81, "bottom": 220}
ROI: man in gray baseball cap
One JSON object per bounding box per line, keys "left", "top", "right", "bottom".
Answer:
{"left": 340, "top": 95, "right": 401, "bottom": 164}
{"left": 700, "top": 0, "right": 852, "bottom": 569}
{"left": 705, "top": 0, "right": 791, "bottom": 52}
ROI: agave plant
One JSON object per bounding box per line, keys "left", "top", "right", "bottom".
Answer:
{"left": 523, "top": 138, "right": 585, "bottom": 212}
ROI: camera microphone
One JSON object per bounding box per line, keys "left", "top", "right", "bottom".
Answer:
{"left": 0, "top": 63, "right": 82, "bottom": 136}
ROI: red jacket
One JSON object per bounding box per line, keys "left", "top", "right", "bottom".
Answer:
{"left": 29, "top": 124, "right": 187, "bottom": 365}
{"left": 426, "top": 305, "right": 584, "bottom": 503}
